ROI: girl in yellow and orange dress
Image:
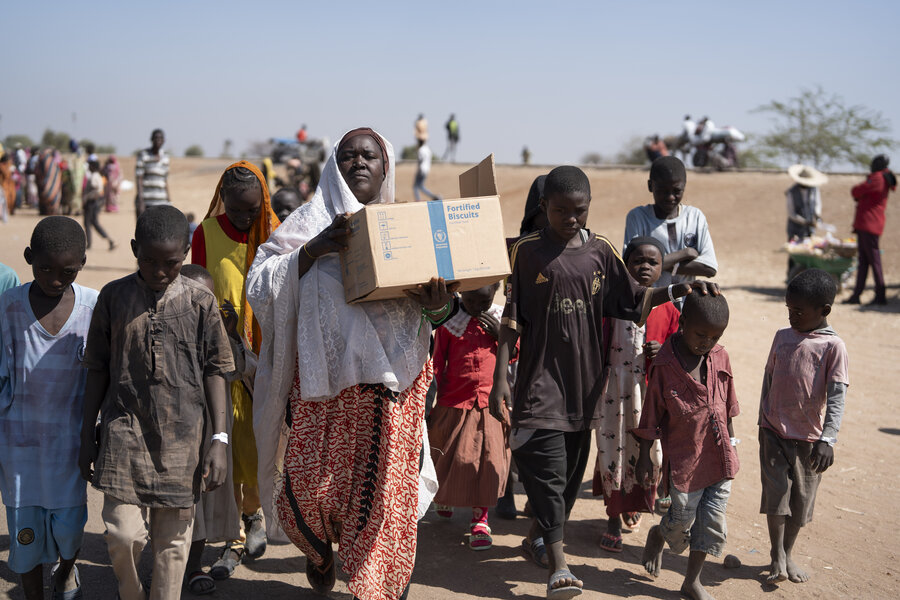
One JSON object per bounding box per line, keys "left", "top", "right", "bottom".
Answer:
{"left": 190, "top": 162, "right": 280, "bottom": 588}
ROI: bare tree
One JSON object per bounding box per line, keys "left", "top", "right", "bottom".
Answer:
{"left": 753, "top": 86, "right": 895, "bottom": 169}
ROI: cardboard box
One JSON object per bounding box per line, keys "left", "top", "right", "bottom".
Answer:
{"left": 340, "top": 155, "right": 511, "bottom": 303}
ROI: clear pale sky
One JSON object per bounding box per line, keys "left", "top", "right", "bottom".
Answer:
{"left": 2, "top": 0, "right": 897, "bottom": 165}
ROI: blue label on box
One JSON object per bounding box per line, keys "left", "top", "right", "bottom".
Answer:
{"left": 427, "top": 201, "right": 455, "bottom": 280}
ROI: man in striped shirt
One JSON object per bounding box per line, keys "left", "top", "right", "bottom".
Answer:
{"left": 135, "top": 129, "right": 170, "bottom": 219}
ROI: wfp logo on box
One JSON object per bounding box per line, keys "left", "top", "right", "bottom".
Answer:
{"left": 434, "top": 230, "right": 447, "bottom": 244}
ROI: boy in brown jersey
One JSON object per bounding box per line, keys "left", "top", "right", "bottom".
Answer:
{"left": 489, "top": 166, "right": 715, "bottom": 599}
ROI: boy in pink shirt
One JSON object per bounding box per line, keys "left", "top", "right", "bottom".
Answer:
{"left": 759, "top": 268, "right": 849, "bottom": 585}
{"left": 634, "top": 292, "right": 739, "bottom": 600}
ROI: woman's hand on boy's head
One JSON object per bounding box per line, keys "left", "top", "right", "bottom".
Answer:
{"left": 810, "top": 441, "right": 834, "bottom": 473}
{"left": 404, "top": 277, "right": 460, "bottom": 310}
{"left": 670, "top": 282, "right": 693, "bottom": 299}
{"left": 688, "top": 280, "right": 720, "bottom": 296}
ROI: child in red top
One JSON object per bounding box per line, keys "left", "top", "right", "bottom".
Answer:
{"left": 846, "top": 154, "right": 895, "bottom": 305}
{"left": 593, "top": 237, "right": 680, "bottom": 554}
{"left": 634, "top": 292, "right": 739, "bottom": 600}
{"left": 428, "top": 283, "right": 511, "bottom": 551}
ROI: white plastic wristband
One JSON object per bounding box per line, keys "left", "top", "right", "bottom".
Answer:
{"left": 211, "top": 432, "right": 229, "bottom": 445}
{"left": 667, "top": 284, "right": 676, "bottom": 303}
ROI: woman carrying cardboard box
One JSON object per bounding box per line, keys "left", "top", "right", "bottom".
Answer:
{"left": 248, "top": 128, "right": 455, "bottom": 600}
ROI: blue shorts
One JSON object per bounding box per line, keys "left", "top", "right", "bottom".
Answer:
{"left": 659, "top": 479, "right": 731, "bottom": 557}
{"left": 5, "top": 505, "right": 87, "bottom": 573}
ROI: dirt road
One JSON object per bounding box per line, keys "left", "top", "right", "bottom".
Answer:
{"left": 1, "top": 159, "right": 897, "bottom": 599}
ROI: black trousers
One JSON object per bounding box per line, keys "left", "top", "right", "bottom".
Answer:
{"left": 852, "top": 230, "right": 885, "bottom": 300}
{"left": 512, "top": 428, "right": 592, "bottom": 545}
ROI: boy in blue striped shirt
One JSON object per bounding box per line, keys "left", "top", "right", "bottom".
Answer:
{"left": 0, "top": 217, "right": 97, "bottom": 600}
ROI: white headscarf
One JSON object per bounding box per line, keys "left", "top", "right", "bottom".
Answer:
{"left": 246, "top": 129, "right": 434, "bottom": 538}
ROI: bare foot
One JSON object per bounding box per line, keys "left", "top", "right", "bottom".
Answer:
{"left": 641, "top": 525, "right": 665, "bottom": 577}
{"left": 549, "top": 569, "right": 584, "bottom": 592}
{"left": 786, "top": 557, "right": 809, "bottom": 583}
{"left": 766, "top": 554, "right": 788, "bottom": 584}
{"left": 680, "top": 578, "right": 715, "bottom": 600}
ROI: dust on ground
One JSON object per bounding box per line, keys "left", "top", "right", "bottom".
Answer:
{"left": 1, "top": 158, "right": 897, "bottom": 599}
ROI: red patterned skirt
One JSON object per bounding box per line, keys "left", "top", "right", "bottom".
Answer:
{"left": 276, "top": 362, "right": 431, "bottom": 600}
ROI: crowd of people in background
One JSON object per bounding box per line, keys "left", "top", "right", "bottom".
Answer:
{"left": 0, "top": 141, "right": 124, "bottom": 219}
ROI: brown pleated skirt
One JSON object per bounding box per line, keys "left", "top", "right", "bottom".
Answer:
{"left": 428, "top": 404, "right": 511, "bottom": 508}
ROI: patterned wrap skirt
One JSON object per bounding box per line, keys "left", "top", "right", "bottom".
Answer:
{"left": 277, "top": 362, "right": 432, "bottom": 600}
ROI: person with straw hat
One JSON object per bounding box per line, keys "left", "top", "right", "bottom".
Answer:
{"left": 786, "top": 164, "right": 828, "bottom": 277}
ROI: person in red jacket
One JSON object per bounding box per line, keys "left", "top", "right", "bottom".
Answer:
{"left": 845, "top": 155, "right": 896, "bottom": 305}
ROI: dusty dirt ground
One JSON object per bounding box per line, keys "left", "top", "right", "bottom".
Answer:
{"left": 1, "top": 157, "right": 898, "bottom": 599}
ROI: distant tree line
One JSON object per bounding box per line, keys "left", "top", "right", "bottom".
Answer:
{"left": 2, "top": 129, "right": 115, "bottom": 154}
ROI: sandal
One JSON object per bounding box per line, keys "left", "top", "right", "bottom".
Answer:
{"left": 622, "top": 512, "right": 642, "bottom": 532}
{"left": 469, "top": 522, "right": 493, "bottom": 550}
{"left": 209, "top": 545, "right": 244, "bottom": 580}
{"left": 434, "top": 504, "right": 453, "bottom": 519}
{"left": 242, "top": 511, "right": 267, "bottom": 560}
{"left": 50, "top": 564, "right": 83, "bottom": 600}
{"left": 521, "top": 536, "right": 550, "bottom": 568}
{"left": 306, "top": 545, "right": 336, "bottom": 595}
{"left": 186, "top": 571, "right": 216, "bottom": 595}
{"left": 547, "top": 568, "right": 583, "bottom": 599}
{"left": 600, "top": 532, "right": 623, "bottom": 553}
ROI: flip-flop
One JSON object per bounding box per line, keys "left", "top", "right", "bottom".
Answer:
{"left": 186, "top": 571, "right": 216, "bottom": 595}
{"left": 547, "top": 568, "right": 583, "bottom": 599}
{"left": 600, "top": 532, "right": 623, "bottom": 553}
{"left": 622, "top": 512, "right": 642, "bottom": 532}
{"left": 306, "top": 546, "right": 336, "bottom": 595}
{"left": 50, "top": 564, "right": 83, "bottom": 600}
{"left": 521, "top": 536, "right": 549, "bottom": 568}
